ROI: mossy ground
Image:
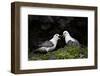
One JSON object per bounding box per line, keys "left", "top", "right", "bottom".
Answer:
{"left": 29, "top": 45, "right": 88, "bottom": 60}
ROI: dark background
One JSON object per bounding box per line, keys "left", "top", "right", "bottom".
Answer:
{"left": 28, "top": 15, "right": 88, "bottom": 52}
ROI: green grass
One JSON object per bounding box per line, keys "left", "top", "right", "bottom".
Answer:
{"left": 29, "top": 45, "right": 88, "bottom": 60}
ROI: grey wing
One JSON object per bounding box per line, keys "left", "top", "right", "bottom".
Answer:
{"left": 74, "top": 39, "right": 80, "bottom": 46}
{"left": 38, "top": 41, "right": 54, "bottom": 47}
{"left": 67, "top": 40, "right": 74, "bottom": 46}
{"left": 67, "top": 39, "right": 80, "bottom": 47}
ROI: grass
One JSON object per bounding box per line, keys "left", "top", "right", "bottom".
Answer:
{"left": 29, "top": 45, "right": 88, "bottom": 60}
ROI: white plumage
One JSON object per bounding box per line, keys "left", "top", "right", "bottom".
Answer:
{"left": 36, "top": 34, "right": 60, "bottom": 52}
{"left": 63, "top": 31, "right": 80, "bottom": 47}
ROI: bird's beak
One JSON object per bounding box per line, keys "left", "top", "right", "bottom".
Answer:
{"left": 62, "top": 35, "right": 65, "bottom": 38}
{"left": 58, "top": 35, "right": 61, "bottom": 39}
{"left": 59, "top": 35, "right": 63, "bottom": 39}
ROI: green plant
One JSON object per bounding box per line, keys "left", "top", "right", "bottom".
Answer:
{"left": 29, "top": 45, "right": 88, "bottom": 60}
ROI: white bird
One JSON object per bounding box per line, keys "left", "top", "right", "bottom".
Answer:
{"left": 35, "top": 34, "right": 60, "bottom": 52}
{"left": 63, "top": 31, "right": 80, "bottom": 47}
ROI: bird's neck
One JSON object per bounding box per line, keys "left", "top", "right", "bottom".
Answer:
{"left": 65, "top": 34, "right": 71, "bottom": 38}
{"left": 65, "top": 35, "right": 75, "bottom": 42}
{"left": 50, "top": 37, "right": 58, "bottom": 46}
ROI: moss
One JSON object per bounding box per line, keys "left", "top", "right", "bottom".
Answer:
{"left": 53, "top": 46, "right": 80, "bottom": 59}
{"left": 29, "top": 45, "right": 88, "bottom": 60}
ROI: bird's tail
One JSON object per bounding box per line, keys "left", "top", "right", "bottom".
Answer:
{"left": 33, "top": 48, "right": 41, "bottom": 52}
{"left": 33, "top": 47, "right": 47, "bottom": 53}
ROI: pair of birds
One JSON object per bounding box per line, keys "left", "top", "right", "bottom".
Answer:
{"left": 36, "top": 31, "right": 80, "bottom": 52}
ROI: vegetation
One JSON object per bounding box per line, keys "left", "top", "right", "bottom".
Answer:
{"left": 29, "top": 45, "right": 88, "bottom": 60}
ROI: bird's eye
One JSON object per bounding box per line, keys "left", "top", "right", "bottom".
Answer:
{"left": 64, "top": 32, "right": 66, "bottom": 34}
{"left": 56, "top": 34, "right": 59, "bottom": 37}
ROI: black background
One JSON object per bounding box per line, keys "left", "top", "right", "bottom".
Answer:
{"left": 28, "top": 15, "right": 88, "bottom": 52}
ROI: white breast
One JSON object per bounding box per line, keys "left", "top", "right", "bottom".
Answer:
{"left": 65, "top": 36, "right": 75, "bottom": 44}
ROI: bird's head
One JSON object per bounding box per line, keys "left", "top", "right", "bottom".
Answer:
{"left": 63, "top": 31, "right": 70, "bottom": 37}
{"left": 53, "top": 34, "right": 60, "bottom": 40}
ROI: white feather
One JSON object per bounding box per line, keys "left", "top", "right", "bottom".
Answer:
{"left": 63, "top": 31, "right": 76, "bottom": 44}
{"left": 65, "top": 35, "right": 75, "bottom": 44}
{"left": 37, "top": 34, "right": 59, "bottom": 52}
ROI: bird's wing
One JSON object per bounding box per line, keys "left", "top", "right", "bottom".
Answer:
{"left": 38, "top": 41, "right": 54, "bottom": 47}
{"left": 74, "top": 38, "right": 80, "bottom": 44}
{"left": 67, "top": 39, "right": 80, "bottom": 47}
{"left": 67, "top": 40, "right": 74, "bottom": 45}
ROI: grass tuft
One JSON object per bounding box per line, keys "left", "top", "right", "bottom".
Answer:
{"left": 29, "top": 45, "right": 88, "bottom": 60}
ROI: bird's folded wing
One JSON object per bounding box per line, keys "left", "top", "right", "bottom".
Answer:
{"left": 67, "top": 39, "right": 80, "bottom": 46}
{"left": 38, "top": 41, "right": 54, "bottom": 47}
